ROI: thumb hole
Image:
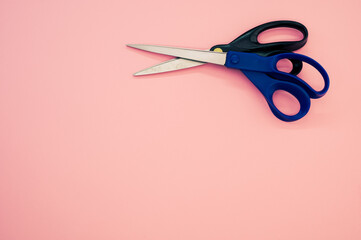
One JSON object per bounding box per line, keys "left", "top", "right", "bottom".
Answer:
{"left": 257, "top": 27, "right": 304, "bottom": 44}
{"left": 276, "top": 58, "right": 293, "bottom": 73}
{"left": 272, "top": 90, "right": 300, "bottom": 116}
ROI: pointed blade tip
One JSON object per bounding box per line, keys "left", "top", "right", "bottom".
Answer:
{"left": 133, "top": 70, "right": 148, "bottom": 76}
{"left": 134, "top": 72, "right": 151, "bottom": 76}
{"left": 127, "top": 44, "right": 143, "bottom": 48}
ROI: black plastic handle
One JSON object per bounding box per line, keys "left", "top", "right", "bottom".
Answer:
{"left": 210, "top": 20, "right": 308, "bottom": 75}
{"left": 210, "top": 20, "right": 308, "bottom": 54}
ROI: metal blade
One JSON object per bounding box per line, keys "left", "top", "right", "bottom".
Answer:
{"left": 127, "top": 44, "right": 226, "bottom": 66}
{"left": 134, "top": 57, "right": 206, "bottom": 76}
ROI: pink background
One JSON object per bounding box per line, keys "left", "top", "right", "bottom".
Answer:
{"left": 1, "top": 0, "right": 361, "bottom": 240}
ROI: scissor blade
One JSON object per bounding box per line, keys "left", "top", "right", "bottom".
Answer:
{"left": 134, "top": 58, "right": 206, "bottom": 76}
{"left": 127, "top": 44, "right": 226, "bottom": 66}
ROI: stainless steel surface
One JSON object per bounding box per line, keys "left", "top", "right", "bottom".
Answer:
{"left": 127, "top": 44, "right": 227, "bottom": 66}
{"left": 133, "top": 57, "right": 206, "bottom": 76}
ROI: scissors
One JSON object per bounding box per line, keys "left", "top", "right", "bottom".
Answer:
{"left": 127, "top": 21, "right": 329, "bottom": 122}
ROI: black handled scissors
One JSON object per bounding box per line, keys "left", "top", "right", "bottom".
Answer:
{"left": 128, "top": 21, "right": 329, "bottom": 122}
{"left": 133, "top": 20, "right": 308, "bottom": 76}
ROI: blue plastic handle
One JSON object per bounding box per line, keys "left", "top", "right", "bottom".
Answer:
{"left": 224, "top": 51, "right": 329, "bottom": 121}
{"left": 241, "top": 70, "right": 311, "bottom": 121}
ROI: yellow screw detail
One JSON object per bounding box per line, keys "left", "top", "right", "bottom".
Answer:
{"left": 213, "top": 48, "right": 223, "bottom": 52}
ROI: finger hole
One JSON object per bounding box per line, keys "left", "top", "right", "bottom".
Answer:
{"left": 258, "top": 27, "right": 304, "bottom": 44}
{"left": 272, "top": 90, "right": 300, "bottom": 116}
{"left": 276, "top": 58, "right": 293, "bottom": 73}
{"left": 277, "top": 58, "right": 325, "bottom": 92}
{"left": 296, "top": 61, "right": 325, "bottom": 91}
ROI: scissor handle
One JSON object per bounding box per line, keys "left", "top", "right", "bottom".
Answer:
{"left": 211, "top": 20, "right": 308, "bottom": 53}
{"left": 224, "top": 51, "right": 329, "bottom": 121}
{"left": 210, "top": 20, "right": 308, "bottom": 75}
{"left": 266, "top": 53, "right": 329, "bottom": 98}
{"left": 242, "top": 70, "right": 311, "bottom": 121}
{"left": 260, "top": 49, "right": 303, "bottom": 75}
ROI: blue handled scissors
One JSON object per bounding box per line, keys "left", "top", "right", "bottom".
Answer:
{"left": 127, "top": 21, "right": 329, "bottom": 122}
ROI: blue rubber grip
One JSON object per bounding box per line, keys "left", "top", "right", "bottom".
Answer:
{"left": 225, "top": 51, "right": 329, "bottom": 98}
{"left": 241, "top": 70, "right": 311, "bottom": 121}
{"left": 224, "top": 51, "right": 329, "bottom": 121}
